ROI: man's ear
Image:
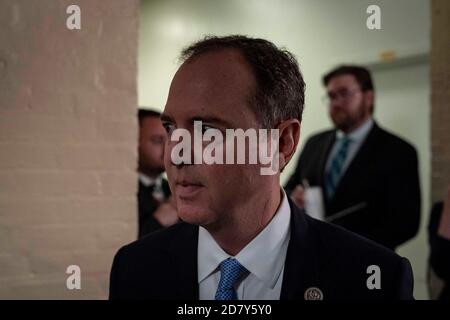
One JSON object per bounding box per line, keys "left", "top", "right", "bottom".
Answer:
{"left": 277, "top": 119, "right": 301, "bottom": 171}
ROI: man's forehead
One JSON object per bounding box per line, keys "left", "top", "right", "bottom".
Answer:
{"left": 172, "top": 49, "right": 254, "bottom": 94}
{"left": 140, "top": 116, "right": 164, "bottom": 131}
{"left": 327, "top": 74, "right": 359, "bottom": 89}
{"left": 164, "top": 49, "right": 257, "bottom": 124}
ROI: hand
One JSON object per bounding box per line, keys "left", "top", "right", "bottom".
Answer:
{"left": 290, "top": 185, "right": 305, "bottom": 208}
{"left": 438, "top": 185, "right": 450, "bottom": 240}
{"left": 153, "top": 197, "right": 179, "bottom": 227}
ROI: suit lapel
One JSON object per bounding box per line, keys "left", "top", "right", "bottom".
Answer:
{"left": 166, "top": 224, "right": 199, "bottom": 299}
{"left": 318, "top": 131, "right": 337, "bottom": 187}
{"left": 331, "top": 123, "right": 381, "bottom": 202}
{"left": 281, "top": 199, "right": 331, "bottom": 300}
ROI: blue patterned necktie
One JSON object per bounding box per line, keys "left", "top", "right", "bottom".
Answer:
{"left": 214, "top": 258, "right": 248, "bottom": 300}
{"left": 325, "top": 137, "right": 352, "bottom": 199}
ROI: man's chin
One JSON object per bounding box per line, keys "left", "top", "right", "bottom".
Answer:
{"left": 334, "top": 119, "right": 353, "bottom": 132}
{"left": 177, "top": 202, "right": 210, "bottom": 226}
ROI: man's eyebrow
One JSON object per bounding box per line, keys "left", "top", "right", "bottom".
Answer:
{"left": 160, "top": 113, "right": 173, "bottom": 122}
{"left": 191, "top": 116, "right": 232, "bottom": 128}
{"left": 160, "top": 114, "right": 233, "bottom": 128}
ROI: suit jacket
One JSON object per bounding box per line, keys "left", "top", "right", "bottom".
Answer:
{"left": 285, "top": 122, "right": 421, "bottom": 250}
{"left": 138, "top": 178, "right": 171, "bottom": 239}
{"left": 428, "top": 202, "right": 450, "bottom": 300}
{"left": 110, "top": 198, "right": 414, "bottom": 300}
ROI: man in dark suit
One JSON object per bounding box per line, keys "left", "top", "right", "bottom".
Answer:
{"left": 137, "top": 109, "right": 178, "bottom": 238}
{"left": 110, "top": 36, "right": 414, "bottom": 300}
{"left": 285, "top": 66, "right": 421, "bottom": 251}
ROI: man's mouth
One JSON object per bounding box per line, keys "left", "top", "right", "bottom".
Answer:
{"left": 175, "top": 180, "right": 204, "bottom": 199}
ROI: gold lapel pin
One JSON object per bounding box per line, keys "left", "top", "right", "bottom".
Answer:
{"left": 304, "top": 287, "right": 323, "bottom": 300}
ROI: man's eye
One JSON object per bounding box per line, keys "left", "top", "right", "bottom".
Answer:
{"left": 162, "top": 123, "right": 175, "bottom": 135}
{"left": 202, "top": 125, "right": 214, "bottom": 134}
{"left": 338, "top": 89, "right": 350, "bottom": 97}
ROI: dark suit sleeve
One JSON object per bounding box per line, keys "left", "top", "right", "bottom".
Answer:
{"left": 429, "top": 202, "right": 450, "bottom": 282}
{"left": 365, "top": 145, "right": 421, "bottom": 249}
{"left": 393, "top": 257, "right": 415, "bottom": 300}
{"left": 430, "top": 235, "right": 450, "bottom": 282}
{"left": 109, "top": 247, "right": 125, "bottom": 300}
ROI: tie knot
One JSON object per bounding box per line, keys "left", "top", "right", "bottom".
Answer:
{"left": 340, "top": 136, "right": 352, "bottom": 146}
{"left": 215, "top": 258, "right": 248, "bottom": 300}
{"left": 219, "top": 258, "right": 247, "bottom": 285}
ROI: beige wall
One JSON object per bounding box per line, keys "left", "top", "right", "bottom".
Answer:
{"left": 431, "top": 0, "right": 450, "bottom": 203}
{"left": 0, "top": 0, "right": 138, "bottom": 299}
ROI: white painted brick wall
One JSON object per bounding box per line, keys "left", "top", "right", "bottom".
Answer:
{"left": 0, "top": 0, "right": 138, "bottom": 299}
{"left": 431, "top": 0, "right": 450, "bottom": 201}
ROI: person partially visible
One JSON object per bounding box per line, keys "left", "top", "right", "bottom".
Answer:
{"left": 137, "top": 108, "right": 178, "bottom": 239}
{"left": 428, "top": 185, "right": 450, "bottom": 300}
{"left": 285, "top": 65, "right": 421, "bottom": 251}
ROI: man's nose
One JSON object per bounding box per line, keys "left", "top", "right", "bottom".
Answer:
{"left": 330, "top": 98, "right": 344, "bottom": 109}
{"left": 166, "top": 140, "right": 191, "bottom": 168}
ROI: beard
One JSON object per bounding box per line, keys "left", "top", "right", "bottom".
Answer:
{"left": 138, "top": 158, "right": 165, "bottom": 176}
{"left": 331, "top": 103, "right": 370, "bottom": 133}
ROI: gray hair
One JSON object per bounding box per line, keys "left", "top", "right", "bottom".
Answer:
{"left": 180, "top": 35, "right": 305, "bottom": 129}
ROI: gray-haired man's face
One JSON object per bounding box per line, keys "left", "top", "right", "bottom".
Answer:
{"left": 161, "top": 49, "right": 275, "bottom": 230}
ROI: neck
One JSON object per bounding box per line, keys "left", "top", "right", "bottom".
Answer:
{"left": 341, "top": 115, "right": 371, "bottom": 134}
{"left": 206, "top": 186, "right": 282, "bottom": 256}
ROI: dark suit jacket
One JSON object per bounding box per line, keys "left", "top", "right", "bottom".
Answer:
{"left": 428, "top": 202, "right": 450, "bottom": 300}
{"left": 110, "top": 199, "right": 414, "bottom": 300}
{"left": 138, "top": 178, "right": 171, "bottom": 239}
{"left": 285, "top": 122, "right": 421, "bottom": 250}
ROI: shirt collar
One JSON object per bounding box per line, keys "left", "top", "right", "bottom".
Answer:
{"left": 336, "top": 117, "right": 374, "bottom": 143}
{"left": 138, "top": 173, "right": 161, "bottom": 187}
{"left": 197, "top": 228, "right": 229, "bottom": 283}
{"left": 197, "top": 189, "right": 291, "bottom": 289}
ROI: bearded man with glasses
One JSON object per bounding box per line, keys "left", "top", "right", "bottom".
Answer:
{"left": 285, "top": 65, "right": 421, "bottom": 251}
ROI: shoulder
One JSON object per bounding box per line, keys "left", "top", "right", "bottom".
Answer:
{"left": 299, "top": 214, "right": 413, "bottom": 299}
{"left": 114, "top": 222, "right": 196, "bottom": 264}
{"left": 109, "top": 222, "right": 198, "bottom": 299}
{"left": 307, "top": 215, "right": 401, "bottom": 263}
{"left": 305, "top": 129, "right": 335, "bottom": 145}
{"left": 372, "top": 125, "right": 417, "bottom": 156}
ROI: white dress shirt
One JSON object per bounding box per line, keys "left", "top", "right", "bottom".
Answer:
{"left": 198, "top": 189, "right": 291, "bottom": 300}
{"left": 325, "top": 117, "right": 374, "bottom": 177}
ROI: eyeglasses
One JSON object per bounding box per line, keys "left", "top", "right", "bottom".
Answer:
{"left": 322, "top": 88, "right": 362, "bottom": 105}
